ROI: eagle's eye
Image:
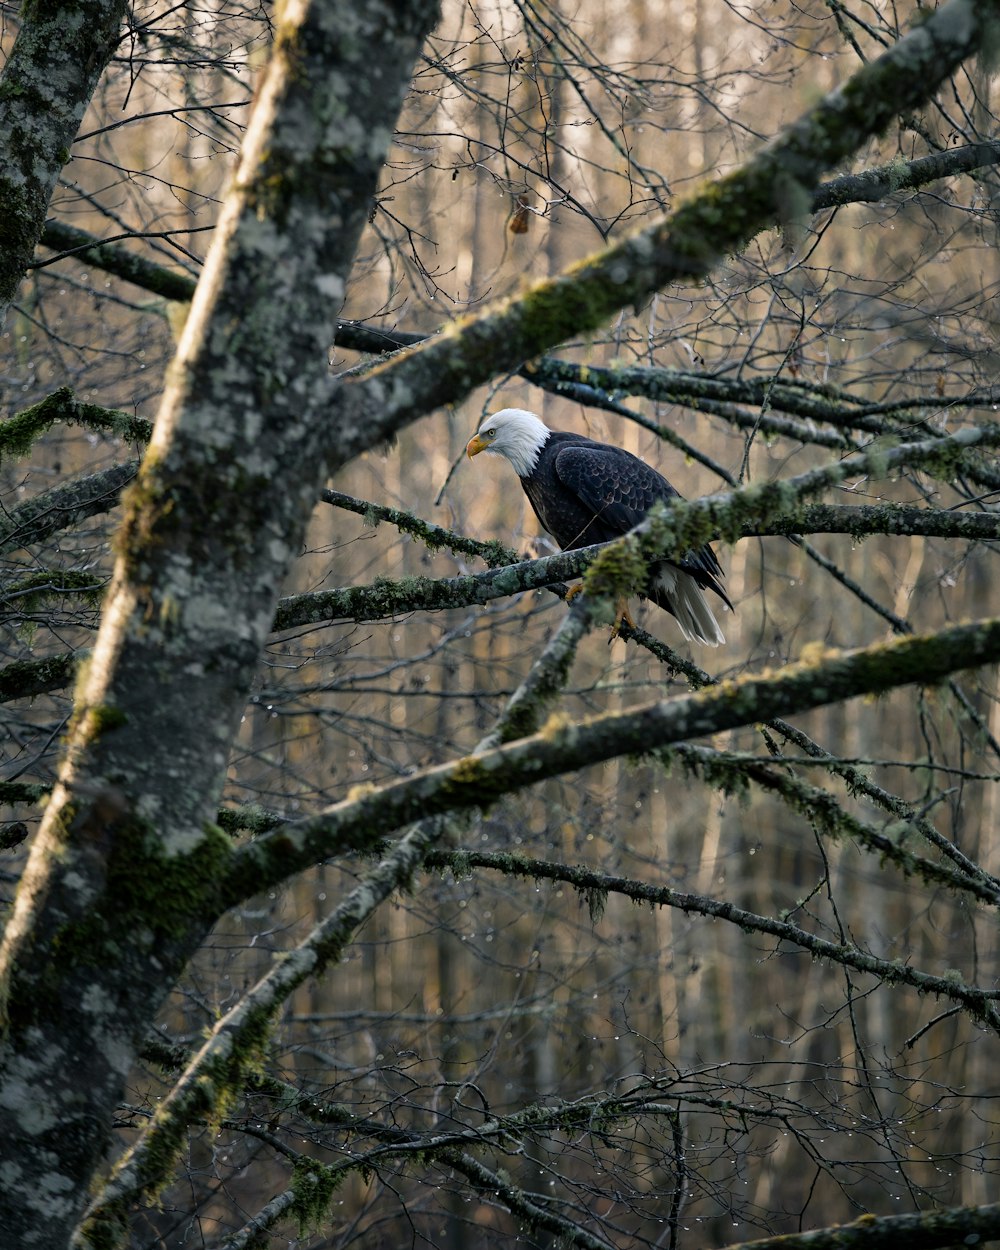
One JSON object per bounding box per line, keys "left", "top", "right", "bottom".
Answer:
{"left": 486, "top": 428, "right": 495, "bottom": 437}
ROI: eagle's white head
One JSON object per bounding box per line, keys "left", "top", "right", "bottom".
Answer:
{"left": 466, "top": 408, "right": 551, "bottom": 478}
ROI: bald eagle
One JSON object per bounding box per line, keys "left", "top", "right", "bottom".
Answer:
{"left": 467, "top": 408, "right": 732, "bottom": 646}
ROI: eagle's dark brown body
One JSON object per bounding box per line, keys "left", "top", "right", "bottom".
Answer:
{"left": 521, "top": 430, "right": 730, "bottom": 609}
{"left": 467, "top": 408, "right": 732, "bottom": 645}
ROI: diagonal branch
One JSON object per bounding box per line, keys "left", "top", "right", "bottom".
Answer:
{"left": 332, "top": 0, "right": 995, "bottom": 456}
{"left": 221, "top": 611, "right": 1000, "bottom": 907}
{"left": 423, "top": 851, "right": 1000, "bottom": 1029}
{"left": 0, "top": 0, "right": 128, "bottom": 322}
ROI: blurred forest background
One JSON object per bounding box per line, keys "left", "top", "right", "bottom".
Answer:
{"left": 2, "top": 0, "right": 999, "bottom": 1246}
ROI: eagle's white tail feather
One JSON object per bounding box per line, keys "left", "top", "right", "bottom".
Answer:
{"left": 653, "top": 566, "right": 726, "bottom": 647}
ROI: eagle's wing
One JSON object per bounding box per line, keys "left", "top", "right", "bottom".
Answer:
{"left": 552, "top": 443, "right": 676, "bottom": 534}
{"left": 552, "top": 443, "right": 728, "bottom": 597}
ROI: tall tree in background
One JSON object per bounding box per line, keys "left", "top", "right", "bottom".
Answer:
{"left": 1, "top": 1, "right": 1000, "bottom": 1248}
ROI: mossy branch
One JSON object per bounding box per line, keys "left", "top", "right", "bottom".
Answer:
{"left": 277, "top": 426, "right": 1000, "bottom": 632}
{"left": 273, "top": 552, "right": 581, "bottom": 630}
{"left": 321, "top": 487, "right": 515, "bottom": 566}
{"left": 0, "top": 781, "right": 49, "bottom": 807}
{"left": 0, "top": 651, "right": 77, "bottom": 704}
{"left": 222, "top": 612, "right": 1000, "bottom": 911}
{"left": 812, "top": 139, "right": 1000, "bottom": 209}
{"left": 7, "top": 491, "right": 994, "bottom": 712}
{"left": 764, "top": 718, "right": 994, "bottom": 886}
{"left": 521, "top": 363, "right": 1000, "bottom": 482}
{"left": 0, "top": 386, "right": 151, "bottom": 463}
{"left": 439, "top": 1149, "right": 612, "bottom": 1250}
{"left": 424, "top": 850, "right": 1000, "bottom": 1029}
{"left": 0, "top": 459, "right": 138, "bottom": 555}
{"left": 482, "top": 597, "right": 594, "bottom": 748}
{"left": 337, "top": 0, "right": 994, "bottom": 454}
{"left": 628, "top": 423, "right": 1000, "bottom": 564}
{"left": 0, "top": 570, "right": 107, "bottom": 619}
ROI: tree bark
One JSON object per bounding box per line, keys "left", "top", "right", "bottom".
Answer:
{"left": 0, "top": 1, "right": 994, "bottom": 1245}
{"left": 0, "top": 0, "right": 128, "bottom": 324}
{"left": 0, "top": 0, "right": 438, "bottom": 1244}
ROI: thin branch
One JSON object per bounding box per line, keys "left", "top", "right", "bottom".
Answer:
{"left": 424, "top": 850, "right": 1000, "bottom": 1028}
{"left": 35, "top": 138, "right": 1000, "bottom": 314}
{"left": 321, "top": 486, "right": 516, "bottom": 567}
{"left": 336, "top": 0, "right": 995, "bottom": 452}
{"left": 222, "top": 610, "right": 1000, "bottom": 909}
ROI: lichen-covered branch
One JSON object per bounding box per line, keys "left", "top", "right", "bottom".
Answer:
{"left": 272, "top": 549, "right": 581, "bottom": 629}
{"left": 439, "top": 1149, "right": 613, "bottom": 1250}
{"left": 481, "top": 594, "right": 594, "bottom": 748}
{"left": 423, "top": 850, "right": 1000, "bottom": 1029}
{"left": 0, "top": 459, "right": 139, "bottom": 555}
{"left": 0, "top": 0, "right": 128, "bottom": 323}
{"left": 335, "top": 0, "right": 995, "bottom": 454}
{"left": 221, "top": 612, "right": 1000, "bottom": 908}
{"left": 765, "top": 719, "right": 997, "bottom": 888}
{"left": 519, "top": 357, "right": 986, "bottom": 441}
{"left": 321, "top": 486, "right": 516, "bottom": 566}
{"left": 275, "top": 431, "right": 1000, "bottom": 631}
{"left": 812, "top": 140, "right": 1000, "bottom": 209}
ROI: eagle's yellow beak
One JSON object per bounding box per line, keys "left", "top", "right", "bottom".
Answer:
{"left": 466, "top": 433, "right": 489, "bottom": 458}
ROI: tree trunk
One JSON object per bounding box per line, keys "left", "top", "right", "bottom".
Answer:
{"left": 0, "top": 0, "right": 438, "bottom": 1244}
{"left": 0, "top": 0, "right": 128, "bottom": 323}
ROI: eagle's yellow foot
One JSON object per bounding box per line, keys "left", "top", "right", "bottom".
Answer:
{"left": 610, "top": 597, "right": 635, "bottom": 640}
{"left": 565, "top": 586, "right": 633, "bottom": 638}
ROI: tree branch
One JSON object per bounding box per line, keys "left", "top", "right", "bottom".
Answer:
{"left": 222, "top": 611, "right": 1000, "bottom": 909}
{"left": 722, "top": 1203, "right": 1000, "bottom": 1250}
{"left": 424, "top": 850, "right": 1000, "bottom": 1029}
{"left": 0, "top": 460, "right": 139, "bottom": 556}
{"left": 334, "top": 0, "right": 995, "bottom": 454}
{"left": 0, "top": 0, "right": 128, "bottom": 322}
